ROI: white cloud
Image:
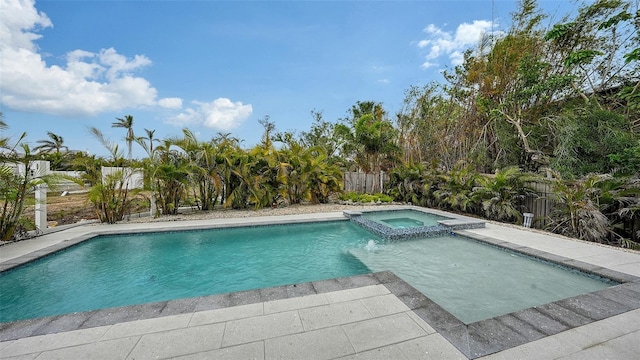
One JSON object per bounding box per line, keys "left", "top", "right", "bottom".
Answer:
{"left": 416, "top": 20, "right": 497, "bottom": 67}
{"left": 0, "top": 0, "right": 182, "bottom": 117}
{"left": 66, "top": 50, "right": 103, "bottom": 79}
{"left": 421, "top": 61, "right": 438, "bottom": 69}
{"left": 168, "top": 98, "right": 253, "bottom": 131}
{"left": 0, "top": 0, "right": 51, "bottom": 51}
{"left": 417, "top": 40, "right": 429, "bottom": 48}
{"left": 98, "top": 48, "right": 152, "bottom": 81}
{"left": 450, "top": 51, "right": 465, "bottom": 67}
{"left": 423, "top": 24, "right": 451, "bottom": 40}
{"left": 456, "top": 21, "right": 493, "bottom": 44}
{"left": 158, "top": 97, "right": 183, "bottom": 109}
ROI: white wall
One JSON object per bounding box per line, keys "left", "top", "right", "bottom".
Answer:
{"left": 101, "top": 167, "right": 144, "bottom": 189}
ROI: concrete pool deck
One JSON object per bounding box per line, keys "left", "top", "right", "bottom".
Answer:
{"left": 1, "top": 210, "right": 640, "bottom": 359}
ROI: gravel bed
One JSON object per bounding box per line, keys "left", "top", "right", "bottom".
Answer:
{"left": 121, "top": 203, "right": 403, "bottom": 223}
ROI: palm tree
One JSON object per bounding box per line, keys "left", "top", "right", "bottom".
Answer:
{"left": 153, "top": 139, "right": 190, "bottom": 215}
{"left": 238, "top": 119, "right": 287, "bottom": 209}
{"left": 224, "top": 152, "right": 255, "bottom": 209}
{"left": 34, "top": 132, "right": 68, "bottom": 154}
{"left": 546, "top": 173, "right": 611, "bottom": 243}
{"left": 276, "top": 134, "right": 343, "bottom": 205}
{"left": 139, "top": 128, "right": 157, "bottom": 154}
{"left": 0, "top": 116, "right": 8, "bottom": 149}
{"left": 386, "top": 162, "right": 436, "bottom": 206}
{"left": 215, "top": 134, "right": 242, "bottom": 205}
{"left": 34, "top": 132, "right": 69, "bottom": 169}
{"left": 176, "top": 129, "right": 224, "bottom": 211}
{"left": 597, "top": 176, "right": 640, "bottom": 248}
{"left": 248, "top": 144, "right": 284, "bottom": 209}
{"left": 86, "top": 127, "right": 140, "bottom": 223}
{"left": 433, "top": 161, "right": 479, "bottom": 213}
{"left": 0, "top": 143, "right": 50, "bottom": 240}
{"left": 277, "top": 136, "right": 307, "bottom": 204}
{"left": 302, "top": 147, "right": 343, "bottom": 204}
{"left": 471, "top": 166, "right": 539, "bottom": 223}
{"left": 112, "top": 115, "right": 135, "bottom": 161}
{"left": 135, "top": 129, "right": 160, "bottom": 217}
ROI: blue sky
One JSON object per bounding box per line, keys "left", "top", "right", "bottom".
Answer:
{"left": 1, "top": 0, "right": 577, "bottom": 158}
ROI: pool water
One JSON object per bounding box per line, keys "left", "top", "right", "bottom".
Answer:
{"left": 362, "top": 210, "right": 449, "bottom": 229}
{"left": 0, "top": 219, "right": 615, "bottom": 324}
{"left": 381, "top": 218, "right": 424, "bottom": 228}
{"left": 0, "top": 222, "right": 372, "bottom": 322}
{"left": 350, "top": 236, "right": 615, "bottom": 323}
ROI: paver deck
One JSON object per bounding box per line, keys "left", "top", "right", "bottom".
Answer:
{"left": 0, "top": 284, "right": 469, "bottom": 359}
{"left": 1, "top": 209, "right": 639, "bottom": 359}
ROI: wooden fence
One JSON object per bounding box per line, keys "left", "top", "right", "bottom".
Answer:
{"left": 343, "top": 171, "right": 389, "bottom": 193}
{"left": 343, "top": 171, "right": 555, "bottom": 230}
{"left": 523, "top": 181, "right": 555, "bottom": 229}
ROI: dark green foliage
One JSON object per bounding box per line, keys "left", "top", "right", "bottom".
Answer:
{"left": 546, "top": 174, "right": 611, "bottom": 243}
{"left": 552, "top": 108, "right": 638, "bottom": 178}
{"left": 564, "top": 50, "right": 605, "bottom": 67}
{"left": 608, "top": 140, "right": 640, "bottom": 176}
{"left": 385, "top": 162, "right": 427, "bottom": 206}
{"left": 433, "top": 161, "right": 479, "bottom": 213}
{"left": 598, "top": 176, "right": 640, "bottom": 246}
{"left": 471, "top": 167, "right": 539, "bottom": 223}
{"left": 385, "top": 162, "right": 442, "bottom": 207}
{"left": 299, "top": 110, "right": 344, "bottom": 166}
{"left": 624, "top": 48, "right": 640, "bottom": 63}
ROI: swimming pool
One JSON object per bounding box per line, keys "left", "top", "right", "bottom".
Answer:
{"left": 0, "top": 222, "right": 372, "bottom": 322}
{"left": 361, "top": 209, "right": 449, "bottom": 228}
{"left": 0, "top": 217, "right": 615, "bottom": 324}
{"left": 351, "top": 236, "right": 615, "bottom": 323}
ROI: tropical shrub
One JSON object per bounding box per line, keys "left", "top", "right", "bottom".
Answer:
{"left": 88, "top": 169, "right": 141, "bottom": 224}
{"left": 386, "top": 161, "right": 444, "bottom": 207}
{"left": 0, "top": 153, "right": 47, "bottom": 240}
{"left": 546, "top": 173, "right": 611, "bottom": 243}
{"left": 386, "top": 162, "right": 428, "bottom": 206}
{"left": 552, "top": 109, "right": 638, "bottom": 178}
{"left": 84, "top": 128, "right": 144, "bottom": 223}
{"left": 433, "top": 161, "right": 479, "bottom": 213}
{"left": 471, "top": 166, "right": 539, "bottom": 223}
{"left": 599, "top": 176, "right": 640, "bottom": 248}
{"left": 154, "top": 161, "right": 189, "bottom": 215}
{"left": 304, "top": 154, "right": 343, "bottom": 204}
{"left": 224, "top": 152, "right": 257, "bottom": 209}
{"left": 0, "top": 121, "right": 55, "bottom": 240}
{"left": 339, "top": 192, "right": 393, "bottom": 203}
{"left": 176, "top": 130, "right": 223, "bottom": 211}
{"left": 608, "top": 140, "right": 640, "bottom": 177}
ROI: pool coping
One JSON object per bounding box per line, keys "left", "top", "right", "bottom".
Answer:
{"left": 1, "top": 209, "right": 640, "bottom": 359}
{"left": 424, "top": 229, "right": 640, "bottom": 358}
{"left": 344, "top": 207, "right": 486, "bottom": 240}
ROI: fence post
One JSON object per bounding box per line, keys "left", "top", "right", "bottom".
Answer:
{"left": 35, "top": 184, "right": 48, "bottom": 232}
